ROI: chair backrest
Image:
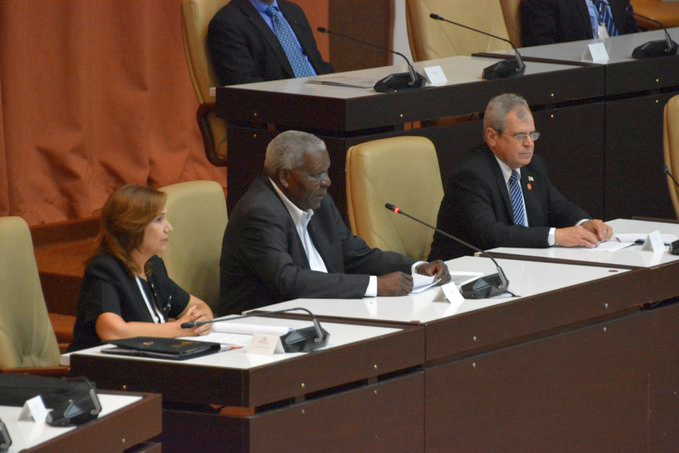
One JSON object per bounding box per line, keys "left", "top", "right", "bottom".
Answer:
{"left": 160, "top": 181, "right": 228, "bottom": 309}
{"left": 664, "top": 95, "right": 679, "bottom": 218}
{"left": 405, "top": 0, "right": 512, "bottom": 61}
{"left": 0, "top": 217, "right": 60, "bottom": 368}
{"left": 346, "top": 136, "right": 444, "bottom": 261}
{"left": 181, "top": 0, "right": 229, "bottom": 162}
{"left": 500, "top": 0, "right": 523, "bottom": 48}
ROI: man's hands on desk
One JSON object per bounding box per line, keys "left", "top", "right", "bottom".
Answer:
{"left": 556, "top": 219, "right": 614, "bottom": 248}
{"left": 377, "top": 260, "right": 451, "bottom": 296}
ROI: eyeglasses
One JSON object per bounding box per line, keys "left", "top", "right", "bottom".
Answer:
{"left": 510, "top": 131, "right": 541, "bottom": 143}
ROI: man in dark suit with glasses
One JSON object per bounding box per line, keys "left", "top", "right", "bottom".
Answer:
{"left": 428, "top": 93, "right": 613, "bottom": 261}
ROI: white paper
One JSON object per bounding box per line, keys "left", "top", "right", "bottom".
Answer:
{"left": 19, "top": 396, "right": 48, "bottom": 423}
{"left": 615, "top": 233, "right": 677, "bottom": 244}
{"left": 181, "top": 332, "right": 251, "bottom": 348}
{"left": 449, "top": 271, "right": 485, "bottom": 287}
{"left": 581, "top": 240, "right": 634, "bottom": 252}
{"left": 587, "top": 42, "right": 610, "bottom": 63}
{"left": 642, "top": 230, "right": 665, "bottom": 253}
{"left": 441, "top": 282, "right": 465, "bottom": 308}
{"left": 212, "top": 321, "right": 291, "bottom": 336}
{"left": 411, "top": 273, "right": 441, "bottom": 294}
{"left": 424, "top": 65, "right": 448, "bottom": 86}
{"left": 246, "top": 334, "right": 284, "bottom": 355}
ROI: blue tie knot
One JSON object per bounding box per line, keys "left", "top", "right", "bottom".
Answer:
{"left": 264, "top": 5, "right": 278, "bottom": 18}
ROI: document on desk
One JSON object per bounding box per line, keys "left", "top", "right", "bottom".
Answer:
{"left": 580, "top": 240, "right": 634, "bottom": 252}
{"left": 411, "top": 273, "right": 441, "bottom": 294}
{"left": 182, "top": 332, "right": 250, "bottom": 348}
{"left": 306, "top": 76, "right": 375, "bottom": 89}
{"left": 211, "top": 322, "right": 291, "bottom": 336}
{"left": 615, "top": 233, "right": 677, "bottom": 244}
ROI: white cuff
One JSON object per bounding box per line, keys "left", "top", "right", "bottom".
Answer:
{"left": 365, "top": 276, "right": 377, "bottom": 297}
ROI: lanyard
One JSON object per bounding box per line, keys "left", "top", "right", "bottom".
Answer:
{"left": 135, "top": 276, "right": 165, "bottom": 324}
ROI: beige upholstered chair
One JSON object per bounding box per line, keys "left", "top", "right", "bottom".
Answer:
{"left": 500, "top": 0, "right": 524, "bottom": 47}
{"left": 0, "top": 217, "right": 61, "bottom": 369}
{"left": 664, "top": 95, "right": 679, "bottom": 218}
{"left": 181, "top": 0, "right": 229, "bottom": 166}
{"left": 160, "top": 181, "right": 227, "bottom": 309}
{"left": 346, "top": 136, "right": 444, "bottom": 261}
{"left": 405, "top": 0, "right": 512, "bottom": 61}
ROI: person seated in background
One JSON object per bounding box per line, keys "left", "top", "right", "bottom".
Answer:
{"left": 69, "top": 185, "right": 213, "bottom": 351}
{"left": 208, "top": 0, "right": 333, "bottom": 85}
{"left": 428, "top": 93, "right": 613, "bottom": 261}
{"left": 522, "top": 0, "right": 638, "bottom": 47}
{"left": 219, "top": 130, "right": 450, "bottom": 315}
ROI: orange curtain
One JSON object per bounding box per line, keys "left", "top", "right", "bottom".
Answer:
{"left": 0, "top": 0, "right": 226, "bottom": 225}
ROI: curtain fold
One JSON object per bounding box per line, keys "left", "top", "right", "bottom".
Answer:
{"left": 0, "top": 0, "right": 226, "bottom": 224}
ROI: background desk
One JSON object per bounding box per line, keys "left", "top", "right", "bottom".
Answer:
{"left": 493, "top": 28, "right": 679, "bottom": 220}
{"left": 218, "top": 28, "right": 679, "bottom": 222}
{"left": 217, "top": 56, "right": 603, "bottom": 217}
{"left": 70, "top": 318, "right": 425, "bottom": 453}
{"left": 1, "top": 392, "right": 161, "bottom": 453}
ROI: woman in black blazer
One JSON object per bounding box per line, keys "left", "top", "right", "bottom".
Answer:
{"left": 70, "top": 184, "right": 213, "bottom": 351}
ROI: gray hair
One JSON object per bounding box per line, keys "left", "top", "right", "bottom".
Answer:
{"left": 263, "top": 130, "right": 326, "bottom": 177}
{"left": 483, "top": 93, "right": 530, "bottom": 133}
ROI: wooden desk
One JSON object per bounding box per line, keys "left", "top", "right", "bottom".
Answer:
{"left": 217, "top": 56, "right": 604, "bottom": 217}
{"left": 70, "top": 318, "right": 426, "bottom": 452}
{"left": 257, "top": 254, "right": 679, "bottom": 451}
{"left": 1, "top": 392, "right": 161, "bottom": 453}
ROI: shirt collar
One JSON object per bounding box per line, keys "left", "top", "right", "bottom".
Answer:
{"left": 250, "top": 0, "right": 279, "bottom": 14}
{"left": 493, "top": 155, "right": 521, "bottom": 185}
{"left": 269, "top": 177, "right": 314, "bottom": 227}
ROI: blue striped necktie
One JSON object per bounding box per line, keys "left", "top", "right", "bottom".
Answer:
{"left": 508, "top": 171, "right": 528, "bottom": 227}
{"left": 265, "top": 6, "right": 315, "bottom": 78}
{"left": 593, "top": 0, "right": 619, "bottom": 37}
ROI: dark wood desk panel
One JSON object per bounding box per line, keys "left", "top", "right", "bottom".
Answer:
{"left": 606, "top": 55, "right": 679, "bottom": 96}
{"left": 605, "top": 92, "right": 677, "bottom": 220}
{"left": 71, "top": 326, "right": 424, "bottom": 408}
{"left": 24, "top": 392, "right": 161, "bottom": 453}
{"left": 425, "top": 267, "right": 645, "bottom": 362}
{"left": 648, "top": 301, "right": 679, "bottom": 451}
{"left": 163, "top": 371, "right": 424, "bottom": 453}
{"left": 162, "top": 372, "right": 424, "bottom": 453}
{"left": 426, "top": 310, "right": 651, "bottom": 453}
{"left": 217, "top": 66, "right": 602, "bottom": 133}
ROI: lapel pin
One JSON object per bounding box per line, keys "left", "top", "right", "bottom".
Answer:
{"left": 527, "top": 183, "right": 533, "bottom": 191}
{"left": 528, "top": 176, "right": 535, "bottom": 182}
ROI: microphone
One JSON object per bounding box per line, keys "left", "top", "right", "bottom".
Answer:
{"left": 631, "top": 14, "right": 678, "bottom": 58}
{"left": 429, "top": 13, "right": 525, "bottom": 80}
{"left": 182, "top": 307, "right": 329, "bottom": 353}
{"left": 316, "top": 27, "right": 426, "bottom": 92}
{"left": 385, "top": 202, "right": 513, "bottom": 299}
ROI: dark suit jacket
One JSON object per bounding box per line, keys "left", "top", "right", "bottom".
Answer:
{"left": 522, "top": 0, "right": 638, "bottom": 47}
{"left": 208, "top": 0, "right": 333, "bottom": 85}
{"left": 219, "top": 177, "right": 415, "bottom": 315}
{"left": 428, "top": 145, "right": 589, "bottom": 261}
{"left": 70, "top": 255, "right": 190, "bottom": 351}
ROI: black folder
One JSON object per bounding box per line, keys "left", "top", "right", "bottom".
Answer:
{"left": 102, "top": 337, "right": 221, "bottom": 360}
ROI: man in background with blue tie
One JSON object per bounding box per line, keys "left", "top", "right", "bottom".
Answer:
{"left": 428, "top": 93, "right": 613, "bottom": 261}
{"left": 208, "top": 0, "right": 333, "bottom": 85}
{"left": 522, "top": 0, "right": 638, "bottom": 47}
